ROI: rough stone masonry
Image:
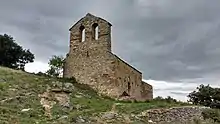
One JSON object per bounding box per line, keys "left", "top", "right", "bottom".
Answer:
{"left": 63, "top": 13, "right": 153, "bottom": 101}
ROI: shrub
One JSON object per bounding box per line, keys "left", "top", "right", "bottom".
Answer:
{"left": 202, "top": 109, "right": 220, "bottom": 122}
{"left": 35, "top": 72, "right": 49, "bottom": 77}
{"left": 46, "top": 55, "right": 64, "bottom": 77}
{"left": 153, "top": 96, "right": 178, "bottom": 103}
{"left": 188, "top": 84, "right": 220, "bottom": 109}
{"left": 0, "top": 34, "right": 34, "bottom": 70}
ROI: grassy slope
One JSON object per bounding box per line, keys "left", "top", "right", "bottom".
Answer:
{"left": 0, "top": 66, "right": 197, "bottom": 124}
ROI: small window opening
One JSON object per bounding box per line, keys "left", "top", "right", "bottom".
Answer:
{"left": 80, "top": 26, "right": 85, "bottom": 42}
{"left": 92, "top": 23, "right": 99, "bottom": 40}
{"left": 86, "top": 51, "right": 89, "bottom": 57}
{"left": 128, "top": 82, "right": 131, "bottom": 93}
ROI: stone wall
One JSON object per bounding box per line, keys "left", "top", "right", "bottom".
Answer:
{"left": 64, "top": 48, "right": 153, "bottom": 100}
{"left": 69, "top": 13, "right": 111, "bottom": 53}
{"left": 141, "top": 81, "right": 153, "bottom": 100}
{"left": 64, "top": 46, "right": 118, "bottom": 97}
{"left": 138, "top": 106, "right": 207, "bottom": 123}
{"left": 112, "top": 53, "right": 151, "bottom": 100}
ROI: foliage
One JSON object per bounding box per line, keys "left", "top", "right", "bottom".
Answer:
{"left": 0, "top": 34, "right": 34, "bottom": 70}
{"left": 188, "top": 84, "right": 220, "bottom": 108}
{"left": 35, "top": 71, "right": 49, "bottom": 77}
{"left": 58, "top": 76, "right": 77, "bottom": 84}
{"left": 202, "top": 109, "right": 220, "bottom": 122}
{"left": 46, "top": 55, "right": 64, "bottom": 77}
{"left": 154, "top": 96, "right": 178, "bottom": 103}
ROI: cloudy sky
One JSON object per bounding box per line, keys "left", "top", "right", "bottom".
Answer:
{"left": 1, "top": 0, "right": 220, "bottom": 101}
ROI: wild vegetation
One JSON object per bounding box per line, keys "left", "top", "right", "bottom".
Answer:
{"left": 188, "top": 84, "right": 220, "bottom": 123}
{"left": 188, "top": 84, "right": 220, "bottom": 109}
{"left": 0, "top": 66, "right": 196, "bottom": 124}
{"left": 46, "top": 55, "right": 64, "bottom": 77}
{"left": 0, "top": 34, "right": 34, "bottom": 70}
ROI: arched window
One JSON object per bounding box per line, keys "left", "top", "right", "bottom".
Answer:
{"left": 92, "top": 23, "right": 99, "bottom": 40}
{"left": 79, "top": 26, "right": 85, "bottom": 42}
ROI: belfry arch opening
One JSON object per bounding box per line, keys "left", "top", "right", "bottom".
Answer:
{"left": 80, "top": 26, "right": 85, "bottom": 42}
{"left": 92, "top": 23, "right": 99, "bottom": 40}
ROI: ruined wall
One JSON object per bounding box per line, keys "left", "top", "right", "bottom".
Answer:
{"left": 141, "top": 81, "right": 153, "bottom": 100}
{"left": 64, "top": 44, "right": 119, "bottom": 97}
{"left": 65, "top": 50, "right": 153, "bottom": 100}
{"left": 139, "top": 106, "right": 207, "bottom": 123}
{"left": 112, "top": 54, "right": 143, "bottom": 100}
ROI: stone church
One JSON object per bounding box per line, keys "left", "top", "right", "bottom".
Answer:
{"left": 63, "top": 13, "right": 153, "bottom": 101}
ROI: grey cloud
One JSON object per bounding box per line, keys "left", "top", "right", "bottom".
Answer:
{"left": 116, "top": 1, "right": 220, "bottom": 81}
{"left": 170, "top": 92, "right": 188, "bottom": 96}
{"left": 1, "top": 0, "right": 220, "bottom": 84}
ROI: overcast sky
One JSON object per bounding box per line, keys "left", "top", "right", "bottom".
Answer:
{"left": 1, "top": 0, "right": 220, "bottom": 101}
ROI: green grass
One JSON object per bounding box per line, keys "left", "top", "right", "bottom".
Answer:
{"left": 114, "top": 100, "right": 189, "bottom": 114}
{"left": 0, "top": 66, "right": 195, "bottom": 124}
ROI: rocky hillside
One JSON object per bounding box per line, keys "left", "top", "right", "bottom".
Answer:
{"left": 0, "top": 66, "right": 212, "bottom": 124}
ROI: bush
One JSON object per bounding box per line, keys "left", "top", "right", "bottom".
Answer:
{"left": 35, "top": 72, "right": 49, "bottom": 77}
{"left": 46, "top": 55, "right": 64, "bottom": 77}
{"left": 202, "top": 109, "right": 220, "bottom": 122}
{"left": 0, "top": 34, "right": 34, "bottom": 70}
{"left": 153, "top": 96, "right": 178, "bottom": 103}
{"left": 165, "top": 96, "right": 177, "bottom": 103}
{"left": 188, "top": 84, "right": 220, "bottom": 108}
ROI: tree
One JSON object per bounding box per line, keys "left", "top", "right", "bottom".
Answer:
{"left": 153, "top": 96, "right": 177, "bottom": 103}
{"left": 188, "top": 84, "right": 220, "bottom": 108}
{"left": 46, "top": 55, "right": 64, "bottom": 77}
{"left": 0, "top": 34, "right": 34, "bottom": 70}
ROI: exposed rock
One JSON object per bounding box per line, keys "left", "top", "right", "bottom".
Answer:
{"left": 21, "top": 108, "right": 31, "bottom": 112}
{"left": 0, "top": 78, "right": 6, "bottom": 82}
{"left": 75, "top": 94, "right": 83, "bottom": 98}
{"left": 148, "top": 120, "right": 155, "bottom": 124}
{"left": 118, "top": 96, "right": 136, "bottom": 102}
{"left": 38, "top": 92, "right": 56, "bottom": 117}
{"left": 8, "top": 88, "right": 17, "bottom": 91}
{"left": 58, "top": 115, "right": 68, "bottom": 120}
{"left": 63, "top": 82, "right": 74, "bottom": 92}
{"left": 71, "top": 116, "right": 87, "bottom": 123}
{"left": 38, "top": 89, "right": 71, "bottom": 117}
{"left": 75, "top": 104, "right": 82, "bottom": 110}
{"left": 52, "top": 81, "right": 63, "bottom": 88}
{"left": 50, "top": 81, "right": 74, "bottom": 93}
{"left": 76, "top": 116, "right": 86, "bottom": 123}
{"left": 101, "top": 112, "right": 118, "bottom": 120}
{"left": 54, "top": 92, "right": 70, "bottom": 108}
{"left": 138, "top": 106, "right": 207, "bottom": 123}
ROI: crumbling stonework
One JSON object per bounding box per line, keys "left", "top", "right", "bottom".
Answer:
{"left": 138, "top": 106, "right": 207, "bottom": 123}
{"left": 38, "top": 81, "right": 74, "bottom": 117}
{"left": 64, "top": 13, "right": 153, "bottom": 101}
